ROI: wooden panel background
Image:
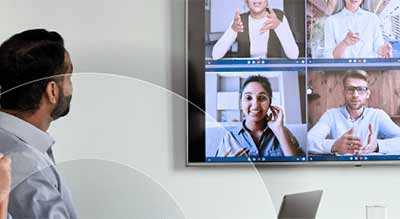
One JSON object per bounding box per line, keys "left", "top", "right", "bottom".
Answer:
{"left": 308, "top": 70, "right": 400, "bottom": 129}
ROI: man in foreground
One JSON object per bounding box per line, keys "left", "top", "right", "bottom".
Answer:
{"left": 0, "top": 29, "right": 77, "bottom": 218}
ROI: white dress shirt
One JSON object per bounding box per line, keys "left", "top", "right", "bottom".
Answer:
{"left": 212, "top": 14, "right": 299, "bottom": 59}
{"left": 323, "top": 7, "right": 385, "bottom": 58}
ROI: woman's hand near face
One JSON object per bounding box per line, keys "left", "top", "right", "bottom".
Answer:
{"left": 267, "top": 106, "right": 300, "bottom": 156}
{"left": 267, "top": 105, "right": 284, "bottom": 132}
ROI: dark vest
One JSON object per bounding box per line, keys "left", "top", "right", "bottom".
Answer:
{"left": 236, "top": 9, "right": 285, "bottom": 58}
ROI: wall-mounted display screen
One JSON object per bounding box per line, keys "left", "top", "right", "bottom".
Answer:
{"left": 187, "top": 0, "right": 400, "bottom": 165}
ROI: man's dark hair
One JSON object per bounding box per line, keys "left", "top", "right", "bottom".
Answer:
{"left": 0, "top": 29, "right": 66, "bottom": 112}
{"left": 240, "top": 75, "right": 273, "bottom": 101}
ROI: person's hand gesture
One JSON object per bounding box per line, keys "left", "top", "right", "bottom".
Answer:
{"left": 358, "top": 124, "right": 378, "bottom": 155}
{"left": 331, "top": 128, "right": 362, "bottom": 154}
{"left": 223, "top": 147, "right": 249, "bottom": 157}
{"left": 267, "top": 106, "right": 284, "bottom": 133}
{"left": 342, "top": 31, "right": 360, "bottom": 47}
{"left": 231, "top": 8, "right": 244, "bottom": 33}
{"left": 0, "top": 154, "right": 11, "bottom": 202}
{"left": 260, "top": 8, "right": 281, "bottom": 32}
{"left": 378, "top": 43, "right": 392, "bottom": 58}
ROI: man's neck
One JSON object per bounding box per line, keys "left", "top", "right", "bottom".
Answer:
{"left": 346, "top": 106, "right": 364, "bottom": 120}
{"left": 0, "top": 110, "right": 51, "bottom": 132}
{"left": 345, "top": 6, "right": 359, "bottom": 13}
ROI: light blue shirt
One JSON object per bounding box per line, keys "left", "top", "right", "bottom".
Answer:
{"left": 0, "top": 111, "right": 78, "bottom": 219}
{"left": 307, "top": 107, "right": 400, "bottom": 154}
{"left": 324, "top": 7, "right": 385, "bottom": 58}
{"left": 216, "top": 121, "right": 299, "bottom": 157}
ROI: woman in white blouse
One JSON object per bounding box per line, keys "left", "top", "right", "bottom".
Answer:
{"left": 212, "top": 0, "right": 299, "bottom": 60}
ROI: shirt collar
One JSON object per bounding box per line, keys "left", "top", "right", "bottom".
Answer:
{"left": 237, "top": 120, "right": 269, "bottom": 135}
{"left": 0, "top": 111, "right": 55, "bottom": 153}
{"left": 341, "top": 7, "right": 365, "bottom": 16}
{"left": 340, "top": 106, "right": 367, "bottom": 121}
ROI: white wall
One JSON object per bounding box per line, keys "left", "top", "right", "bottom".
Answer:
{"left": 282, "top": 71, "right": 302, "bottom": 124}
{"left": 2, "top": 0, "right": 400, "bottom": 219}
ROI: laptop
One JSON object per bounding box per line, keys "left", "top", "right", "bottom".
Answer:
{"left": 277, "top": 190, "right": 323, "bottom": 219}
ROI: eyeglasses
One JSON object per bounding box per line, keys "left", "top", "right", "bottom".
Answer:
{"left": 344, "top": 86, "right": 368, "bottom": 94}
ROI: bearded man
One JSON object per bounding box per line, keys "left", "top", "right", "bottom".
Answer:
{"left": 0, "top": 29, "right": 77, "bottom": 218}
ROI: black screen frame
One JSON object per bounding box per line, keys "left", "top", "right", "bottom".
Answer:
{"left": 186, "top": 0, "right": 400, "bottom": 166}
{"left": 187, "top": 0, "right": 206, "bottom": 164}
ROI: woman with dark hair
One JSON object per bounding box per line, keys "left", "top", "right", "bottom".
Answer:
{"left": 0, "top": 154, "right": 11, "bottom": 219}
{"left": 216, "top": 75, "right": 301, "bottom": 157}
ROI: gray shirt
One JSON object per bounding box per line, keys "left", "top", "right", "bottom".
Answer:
{"left": 0, "top": 111, "right": 78, "bottom": 219}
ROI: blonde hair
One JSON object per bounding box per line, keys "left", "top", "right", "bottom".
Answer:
{"left": 342, "top": 70, "right": 369, "bottom": 85}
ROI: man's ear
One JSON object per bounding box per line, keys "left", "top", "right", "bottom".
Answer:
{"left": 366, "top": 89, "right": 370, "bottom": 99}
{"left": 45, "top": 81, "right": 59, "bottom": 104}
